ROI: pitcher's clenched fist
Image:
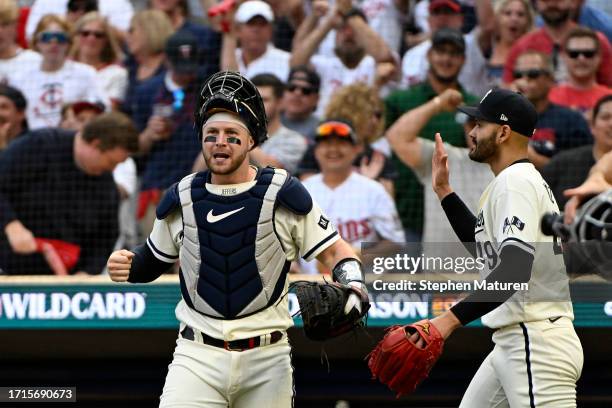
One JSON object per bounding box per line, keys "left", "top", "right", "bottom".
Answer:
{"left": 107, "top": 249, "right": 134, "bottom": 282}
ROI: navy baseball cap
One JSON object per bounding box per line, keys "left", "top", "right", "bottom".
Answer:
{"left": 166, "top": 31, "right": 200, "bottom": 74}
{"left": 431, "top": 27, "right": 465, "bottom": 53}
{"left": 458, "top": 88, "right": 538, "bottom": 137}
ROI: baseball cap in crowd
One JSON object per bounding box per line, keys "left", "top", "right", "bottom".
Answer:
{"left": 314, "top": 119, "right": 358, "bottom": 145}
{"left": 458, "top": 88, "right": 538, "bottom": 137}
{"left": 72, "top": 101, "right": 104, "bottom": 115}
{"left": 429, "top": 0, "right": 461, "bottom": 13}
{"left": 166, "top": 31, "right": 200, "bottom": 74}
{"left": 431, "top": 27, "right": 465, "bottom": 53}
{"left": 0, "top": 84, "right": 26, "bottom": 111}
{"left": 235, "top": 0, "right": 274, "bottom": 23}
{"left": 287, "top": 66, "right": 320, "bottom": 93}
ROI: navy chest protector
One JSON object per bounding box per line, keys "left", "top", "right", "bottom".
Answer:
{"left": 156, "top": 167, "right": 312, "bottom": 319}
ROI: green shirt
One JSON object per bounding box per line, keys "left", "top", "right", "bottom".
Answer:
{"left": 385, "top": 81, "right": 478, "bottom": 236}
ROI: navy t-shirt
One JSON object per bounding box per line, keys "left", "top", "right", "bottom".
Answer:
{"left": 532, "top": 103, "right": 592, "bottom": 156}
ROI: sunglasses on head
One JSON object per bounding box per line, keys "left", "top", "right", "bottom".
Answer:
{"left": 316, "top": 121, "right": 354, "bottom": 140}
{"left": 287, "top": 83, "right": 316, "bottom": 96}
{"left": 38, "top": 31, "right": 69, "bottom": 44}
{"left": 513, "top": 69, "right": 549, "bottom": 80}
{"left": 566, "top": 49, "right": 597, "bottom": 59}
{"left": 79, "top": 29, "right": 106, "bottom": 39}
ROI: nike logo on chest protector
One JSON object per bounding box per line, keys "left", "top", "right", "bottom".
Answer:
{"left": 206, "top": 207, "right": 245, "bottom": 223}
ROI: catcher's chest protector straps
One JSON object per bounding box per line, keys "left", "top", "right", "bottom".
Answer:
{"left": 177, "top": 168, "right": 296, "bottom": 319}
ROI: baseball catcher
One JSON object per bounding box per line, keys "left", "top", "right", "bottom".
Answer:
{"left": 107, "top": 71, "right": 370, "bottom": 407}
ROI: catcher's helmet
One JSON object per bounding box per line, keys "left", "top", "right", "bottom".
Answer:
{"left": 572, "top": 189, "right": 612, "bottom": 277}
{"left": 195, "top": 71, "right": 268, "bottom": 146}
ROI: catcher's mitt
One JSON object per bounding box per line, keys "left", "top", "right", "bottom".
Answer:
{"left": 367, "top": 320, "right": 444, "bottom": 397}
{"left": 292, "top": 281, "right": 370, "bottom": 341}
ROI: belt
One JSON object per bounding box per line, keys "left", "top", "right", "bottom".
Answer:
{"left": 180, "top": 326, "right": 283, "bottom": 352}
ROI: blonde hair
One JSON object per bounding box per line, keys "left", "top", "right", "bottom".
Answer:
{"left": 130, "top": 10, "right": 174, "bottom": 55}
{"left": 493, "top": 0, "right": 535, "bottom": 34}
{"left": 31, "top": 14, "right": 72, "bottom": 50}
{"left": 324, "top": 83, "right": 384, "bottom": 145}
{"left": 69, "top": 12, "right": 124, "bottom": 64}
{"left": 0, "top": 0, "right": 18, "bottom": 25}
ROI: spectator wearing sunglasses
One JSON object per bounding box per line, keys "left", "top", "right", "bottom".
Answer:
{"left": 8, "top": 14, "right": 109, "bottom": 129}
{"left": 510, "top": 49, "right": 592, "bottom": 169}
{"left": 0, "top": 0, "right": 41, "bottom": 84}
{"left": 503, "top": 0, "right": 612, "bottom": 87}
{"left": 298, "top": 119, "right": 404, "bottom": 274}
{"left": 298, "top": 83, "right": 398, "bottom": 197}
{"left": 281, "top": 66, "right": 321, "bottom": 141}
{"left": 25, "top": 0, "right": 133, "bottom": 43}
{"left": 549, "top": 27, "right": 612, "bottom": 116}
{"left": 249, "top": 73, "right": 307, "bottom": 174}
{"left": 132, "top": 31, "right": 203, "bottom": 236}
{"left": 69, "top": 12, "right": 127, "bottom": 110}
{"left": 290, "top": 0, "right": 397, "bottom": 117}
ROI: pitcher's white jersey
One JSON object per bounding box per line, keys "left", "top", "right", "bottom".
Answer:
{"left": 474, "top": 161, "right": 573, "bottom": 328}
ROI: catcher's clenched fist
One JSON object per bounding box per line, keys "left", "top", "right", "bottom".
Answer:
{"left": 107, "top": 249, "right": 134, "bottom": 282}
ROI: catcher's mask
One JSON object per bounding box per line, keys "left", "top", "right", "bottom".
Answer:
{"left": 573, "top": 189, "right": 612, "bottom": 268}
{"left": 195, "top": 71, "right": 268, "bottom": 147}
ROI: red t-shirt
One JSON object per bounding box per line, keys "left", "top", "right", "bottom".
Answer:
{"left": 548, "top": 84, "right": 612, "bottom": 113}
{"left": 503, "top": 27, "right": 612, "bottom": 87}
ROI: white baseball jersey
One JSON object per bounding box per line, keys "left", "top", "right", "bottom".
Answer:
{"left": 310, "top": 54, "right": 377, "bottom": 117}
{"left": 147, "top": 171, "right": 339, "bottom": 340}
{"left": 9, "top": 61, "right": 109, "bottom": 129}
{"left": 474, "top": 161, "right": 573, "bottom": 328}
{"left": 0, "top": 49, "right": 41, "bottom": 85}
{"left": 236, "top": 44, "right": 290, "bottom": 82}
{"left": 300, "top": 172, "right": 405, "bottom": 274}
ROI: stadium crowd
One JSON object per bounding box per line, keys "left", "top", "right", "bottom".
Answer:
{"left": 0, "top": 0, "right": 610, "bottom": 275}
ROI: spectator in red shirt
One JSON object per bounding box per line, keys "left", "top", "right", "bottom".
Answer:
{"left": 510, "top": 50, "right": 592, "bottom": 169}
{"left": 549, "top": 26, "right": 612, "bottom": 116}
{"left": 503, "top": 0, "right": 612, "bottom": 87}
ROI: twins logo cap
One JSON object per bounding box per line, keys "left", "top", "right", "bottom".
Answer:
{"left": 458, "top": 88, "right": 538, "bottom": 137}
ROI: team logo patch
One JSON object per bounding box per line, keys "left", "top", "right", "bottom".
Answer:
{"left": 503, "top": 216, "right": 525, "bottom": 234}
{"left": 318, "top": 216, "right": 329, "bottom": 230}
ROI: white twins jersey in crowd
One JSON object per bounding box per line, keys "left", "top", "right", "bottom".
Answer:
{"left": 300, "top": 172, "right": 405, "bottom": 274}
{"left": 148, "top": 174, "right": 339, "bottom": 340}
{"left": 475, "top": 161, "right": 573, "bottom": 328}
{"left": 310, "top": 54, "right": 377, "bottom": 117}
{"left": 9, "top": 60, "right": 109, "bottom": 129}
